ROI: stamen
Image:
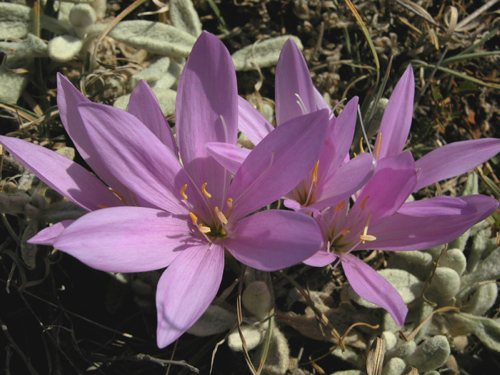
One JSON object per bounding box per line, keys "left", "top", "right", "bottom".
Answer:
{"left": 110, "top": 189, "right": 129, "bottom": 205}
{"left": 97, "top": 204, "right": 107, "bottom": 209}
{"left": 341, "top": 229, "right": 350, "bottom": 235}
{"left": 215, "top": 206, "right": 228, "bottom": 225}
{"left": 189, "top": 212, "right": 198, "bottom": 226}
{"left": 198, "top": 224, "right": 211, "bottom": 234}
{"left": 202, "top": 183, "right": 212, "bottom": 198}
{"left": 375, "top": 132, "right": 382, "bottom": 159}
{"left": 180, "top": 184, "right": 188, "bottom": 200}
{"left": 360, "top": 195, "right": 370, "bottom": 210}
{"left": 312, "top": 161, "right": 320, "bottom": 183}
{"left": 359, "top": 137, "right": 365, "bottom": 154}
{"left": 295, "top": 93, "right": 308, "bottom": 115}
{"left": 226, "top": 198, "right": 233, "bottom": 209}
{"left": 360, "top": 212, "right": 376, "bottom": 244}
{"left": 334, "top": 201, "right": 345, "bottom": 212}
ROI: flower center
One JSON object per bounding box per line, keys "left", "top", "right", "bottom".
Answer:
{"left": 180, "top": 183, "right": 232, "bottom": 240}
{"left": 293, "top": 160, "right": 320, "bottom": 206}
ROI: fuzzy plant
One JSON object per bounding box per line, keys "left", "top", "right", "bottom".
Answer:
{"left": 0, "top": 0, "right": 302, "bottom": 111}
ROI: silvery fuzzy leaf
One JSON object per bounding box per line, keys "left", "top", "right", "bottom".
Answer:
{"left": 242, "top": 281, "right": 272, "bottom": 320}
{"left": 440, "top": 249, "right": 467, "bottom": 275}
{"left": 448, "top": 313, "right": 500, "bottom": 352}
{"left": 255, "top": 325, "right": 289, "bottom": 375}
{"left": 114, "top": 88, "right": 177, "bottom": 116}
{"left": 461, "top": 282, "right": 498, "bottom": 316}
{"left": 187, "top": 305, "right": 237, "bottom": 337}
{"left": 232, "top": 36, "right": 303, "bottom": 71}
{"left": 0, "top": 3, "right": 33, "bottom": 39}
{"left": 0, "top": 34, "right": 47, "bottom": 58}
{"left": 48, "top": 35, "right": 83, "bottom": 63}
{"left": 170, "top": 0, "right": 202, "bottom": 38}
{"left": 406, "top": 335, "right": 450, "bottom": 372}
{"left": 426, "top": 267, "right": 461, "bottom": 301}
{"left": 228, "top": 324, "right": 266, "bottom": 351}
{"left": 382, "top": 357, "right": 406, "bottom": 375}
{"left": 0, "top": 57, "right": 31, "bottom": 105}
{"left": 462, "top": 248, "right": 500, "bottom": 287}
{"left": 105, "top": 21, "right": 196, "bottom": 58}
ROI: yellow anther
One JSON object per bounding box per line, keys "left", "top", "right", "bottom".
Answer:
{"left": 360, "top": 212, "right": 375, "bottom": 244}
{"left": 198, "top": 224, "right": 211, "bottom": 234}
{"left": 353, "top": 152, "right": 358, "bottom": 157}
{"left": 110, "top": 189, "right": 128, "bottom": 205}
{"left": 312, "top": 161, "right": 320, "bottom": 183}
{"left": 334, "top": 201, "right": 345, "bottom": 212}
{"left": 215, "top": 206, "right": 228, "bottom": 225}
{"left": 189, "top": 212, "right": 198, "bottom": 226}
{"left": 360, "top": 195, "right": 370, "bottom": 210}
{"left": 180, "top": 184, "right": 188, "bottom": 200}
{"left": 359, "top": 137, "right": 365, "bottom": 154}
{"left": 360, "top": 234, "right": 377, "bottom": 243}
{"left": 97, "top": 204, "right": 107, "bottom": 209}
{"left": 375, "top": 132, "right": 382, "bottom": 159}
{"left": 202, "top": 183, "right": 212, "bottom": 198}
{"left": 341, "top": 229, "right": 350, "bottom": 235}
{"left": 226, "top": 198, "right": 233, "bottom": 209}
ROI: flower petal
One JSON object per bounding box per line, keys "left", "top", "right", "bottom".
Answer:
{"left": 311, "top": 152, "right": 375, "bottom": 211}
{"left": 228, "top": 110, "right": 329, "bottom": 220}
{"left": 54, "top": 207, "right": 193, "bottom": 272}
{"left": 77, "top": 103, "right": 195, "bottom": 215}
{"left": 317, "top": 97, "right": 359, "bottom": 182}
{"left": 57, "top": 74, "right": 138, "bottom": 205}
{"left": 206, "top": 142, "right": 251, "bottom": 174}
{"left": 348, "top": 152, "right": 417, "bottom": 227}
{"left": 128, "top": 80, "right": 178, "bottom": 155}
{"left": 304, "top": 249, "right": 338, "bottom": 267}
{"left": 414, "top": 139, "right": 500, "bottom": 191}
{"left": 226, "top": 210, "right": 322, "bottom": 271}
{"left": 358, "top": 195, "right": 498, "bottom": 251}
{"left": 238, "top": 96, "right": 274, "bottom": 145}
{"left": 342, "top": 253, "right": 407, "bottom": 326}
{"left": 397, "top": 195, "right": 472, "bottom": 217}
{"left": 374, "top": 65, "right": 414, "bottom": 159}
{"left": 276, "top": 39, "right": 322, "bottom": 125}
{"left": 176, "top": 32, "right": 238, "bottom": 206}
{"left": 156, "top": 243, "right": 224, "bottom": 348}
{"left": 0, "top": 136, "right": 123, "bottom": 211}
{"left": 29, "top": 220, "right": 74, "bottom": 245}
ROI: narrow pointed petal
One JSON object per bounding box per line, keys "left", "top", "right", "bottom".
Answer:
{"left": 226, "top": 210, "right": 322, "bottom": 271}
{"left": 228, "top": 110, "right": 329, "bottom": 220}
{"left": 374, "top": 65, "right": 414, "bottom": 159}
{"left": 304, "top": 249, "right": 338, "bottom": 267}
{"left": 206, "top": 142, "right": 250, "bottom": 174}
{"left": 156, "top": 243, "right": 224, "bottom": 348}
{"left": 77, "top": 103, "right": 196, "bottom": 215}
{"left": 176, "top": 32, "right": 238, "bottom": 206}
{"left": 0, "top": 136, "right": 123, "bottom": 211}
{"left": 358, "top": 195, "right": 498, "bottom": 251}
{"left": 238, "top": 96, "right": 274, "bottom": 145}
{"left": 54, "top": 207, "right": 193, "bottom": 272}
{"left": 57, "top": 74, "right": 138, "bottom": 205}
{"left": 342, "top": 253, "right": 407, "bottom": 326}
{"left": 414, "top": 139, "right": 500, "bottom": 191}
{"left": 318, "top": 97, "right": 359, "bottom": 182}
{"left": 276, "top": 39, "right": 321, "bottom": 125}
{"left": 28, "top": 220, "right": 73, "bottom": 245}
{"left": 397, "top": 195, "right": 473, "bottom": 217}
{"left": 310, "top": 153, "right": 375, "bottom": 211}
{"left": 128, "top": 80, "right": 178, "bottom": 155}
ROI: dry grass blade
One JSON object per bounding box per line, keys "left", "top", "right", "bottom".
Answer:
{"left": 135, "top": 354, "right": 199, "bottom": 373}
{"left": 398, "top": 306, "right": 459, "bottom": 342}
{"left": 279, "top": 270, "right": 343, "bottom": 345}
{"left": 456, "top": 0, "right": 500, "bottom": 31}
{"left": 366, "top": 337, "right": 386, "bottom": 375}
{"left": 344, "top": 0, "right": 380, "bottom": 86}
{"left": 394, "top": 0, "right": 439, "bottom": 26}
{"left": 91, "top": 0, "right": 149, "bottom": 66}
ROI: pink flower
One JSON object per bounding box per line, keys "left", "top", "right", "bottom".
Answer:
{"left": 0, "top": 32, "right": 329, "bottom": 347}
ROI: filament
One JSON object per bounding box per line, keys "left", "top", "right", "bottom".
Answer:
{"left": 215, "top": 206, "right": 228, "bottom": 225}
{"left": 295, "top": 93, "right": 308, "bottom": 115}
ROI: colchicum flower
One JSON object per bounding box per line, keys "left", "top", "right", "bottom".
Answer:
{"left": 0, "top": 32, "right": 329, "bottom": 348}
{"left": 305, "top": 65, "right": 500, "bottom": 325}
{"left": 207, "top": 39, "right": 375, "bottom": 213}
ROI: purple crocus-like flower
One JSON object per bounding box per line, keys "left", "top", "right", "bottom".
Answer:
{"left": 304, "top": 152, "right": 498, "bottom": 325}
{"left": 207, "top": 39, "right": 375, "bottom": 213}
{"left": 304, "top": 65, "right": 500, "bottom": 325}
{"left": 0, "top": 32, "right": 329, "bottom": 348}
